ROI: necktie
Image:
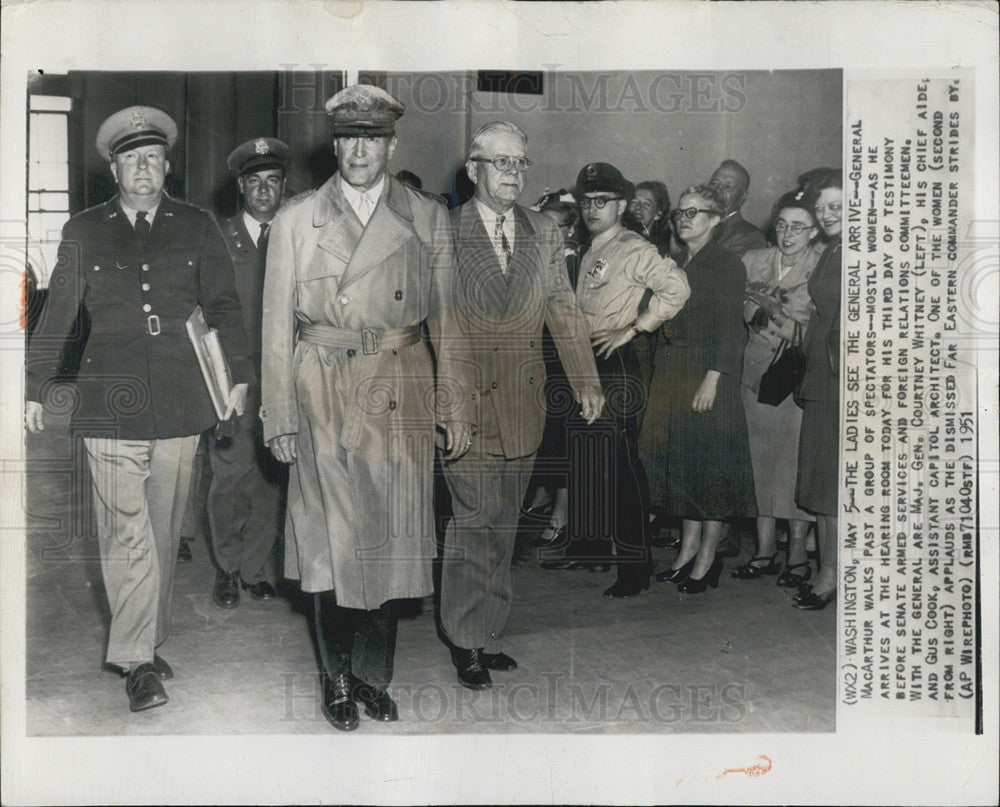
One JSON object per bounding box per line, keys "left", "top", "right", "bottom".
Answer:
{"left": 495, "top": 214, "right": 512, "bottom": 272}
{"left": 135, "top": 210, "right": 150, "bottom": 248}
{"left": 258, "top": 222, "right": 270, "bottom": 249}
{"left": 358, "top": 191, "right": 376, "bottom": 225}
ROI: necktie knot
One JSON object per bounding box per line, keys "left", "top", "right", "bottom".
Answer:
{"left": 259, "top": 222, "right": 270, "bottom": 246}
{"left": 134, "top": 210, "right": 151, "bottom": 247}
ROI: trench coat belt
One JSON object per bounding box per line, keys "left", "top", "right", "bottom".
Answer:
{"left": 298, "top": 323, "right": 422, "bottom": 355}
{"left": 297, "top": 322, "right": 424, "bottom": 452}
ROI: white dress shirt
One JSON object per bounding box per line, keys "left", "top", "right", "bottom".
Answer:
{"left": 119, "top": 201, "right": 159, "bottom": 227}
{"left": 340, "top": 173, "right": 385, "bottom": 226}
{"left": 242, "top": 211, "right": 270, "bottom": 248}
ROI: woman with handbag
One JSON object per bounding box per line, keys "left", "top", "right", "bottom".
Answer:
{"left": 734, "top": 190, "right": 820, "bottom": 584}
{"left": 642, "top": 184, "right": 757, "bottom": 592}
{"left": 792, "top": 169, "right": 843, "bottom": 611}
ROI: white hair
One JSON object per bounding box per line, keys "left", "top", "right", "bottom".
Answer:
{"left": 468, "top": 121, "right": 528, "bottom": 158}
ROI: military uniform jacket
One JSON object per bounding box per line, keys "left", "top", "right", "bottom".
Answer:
{"left": 26, "top": 195, "right": 251, "bottom": 440}
{"left": 260, "top": 175, "right": 474, "bottom": 605}
{"left": 452, "top": 201, "right": 601, "bottom": 460}
{"left": 221, "top": 215, "right": 267, "bottom": 376}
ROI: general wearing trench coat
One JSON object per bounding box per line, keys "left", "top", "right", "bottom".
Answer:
{"left": 26, "top": 194, "right": 251, "bottom": 439}
{"left": 260, "top": 175, "right": 474, "bottom": 608}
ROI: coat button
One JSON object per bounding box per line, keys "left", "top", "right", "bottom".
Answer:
{"left": 491, "top": 381, "right": 498, "bottom": 389}
{"left": 388, "top": 400, "right": 397, "bottom": 411}
{"left": 338, "top": 295, "right": 350, "bottom": 305}
{"left": 142, "top": 283, "right": 150, "bottom": 291}
{"left": 143, "top": 303, "right": 152, "bottom": 312}
{"left": 142, "top": 263, "right": 150, "bottom": 271}
{"left": 187, "top": 260, "right": 193, "bottom": 266}
{"left": 394, "top": 290, "right": 403, "bottom": 301}
{"left": 93, "top": 265, "right": 100, "bottom": 272}
{"left": 347, "top": 349, "right": 356, "bottom": 358}
{"left": 530, "top": 340, "right": 535, "bottom": 348}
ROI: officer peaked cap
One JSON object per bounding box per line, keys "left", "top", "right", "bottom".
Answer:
{"left": 325, "top": 85, "right": 405, "bottom": 137}
{"left": 96, "top": 106, "right": 178, "bottom": 162}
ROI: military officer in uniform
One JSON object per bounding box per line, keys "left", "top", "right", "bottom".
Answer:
{"left": 26, "top": 106, "right": 251, "bottom": 712}
{"left": 208, "top": 137, "right": 291, "bottom": 609}
{"left": 441, "top": 122, "right": 604, "bottom": 690}
{"left": 261, "top": 85, "right": 474, "bottom": 731}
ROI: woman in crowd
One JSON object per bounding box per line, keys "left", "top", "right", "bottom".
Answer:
{"left": 542, "top": 163, "right": 689, "bottom": 599}
{"left": 522, "top": 190, "right": 582, "bottom": 544}
{"left": 735, "top": 190, "right": 820, "bottom": 585}
{"left": 641, "top": 184, "right": 757, "bottom": 593}
{"left": 630, "top": 180, "right": 672, "bottom": 258}
{"left": 792, "top": 169, "right": 843, "bottom": 610}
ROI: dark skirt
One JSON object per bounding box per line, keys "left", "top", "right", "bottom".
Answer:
{"left": 640, "top": 341, "right": 757, "bottom": 521}
{"left": 795, "top": 399, "right": 839, "bottom": 515}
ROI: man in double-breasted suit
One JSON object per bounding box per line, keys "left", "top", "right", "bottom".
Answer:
{"left": 26, "top": 106, "right": 251, "bottom": 712}
{"left": 207, "top": 137, "right": 291, "bottom": 609}
{"left": 260, "top": 86, "right": 475, "bottom": 731}
{"left": 440, "top": 121, "right": 604, "bottom": 690}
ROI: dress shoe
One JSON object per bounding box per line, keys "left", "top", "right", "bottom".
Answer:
{"left": 451, "top": 647, "right": 492, "bottom": 690}
{"left": 152, "top": 654, "right": 173, "bottom": 680}
{"left": 777, "top": 561, "right": 812, "bottom": 588}
{"left": 520, "top": 500, "right": 553, "bottom": 521}
{"left": 794, "top": 586, "right": 836, "bottom": 611}
{"left": 731, "top": 552, "right": 782, "bottom": 580}
{"left": 654, "top": 557, "right": 695, "bottom": 584}
{"left": 677, "top": 555, "right": 724, "bottom": 594}
{"left": 242, "top": 579, "right": 276, "bottom": 600}
{"left": 177, "top": 538, "right": 193, "bottom": 563}
{"left": 351, "top": 677, "right": 399, "bottom": 722}
{"left": 482, "top": 652, "right": 518, "bottom": 671}
{"left": 212, "top": 570, "right": 240, "bottom": 609}
{"left": 603, "top": 578, "right": 650, "bottom": 598}
{"left": 321, "top": 672, "right": 360, "bottom": 731}
{"left": 126, "top": 663, "right": 168, "bottom": 712}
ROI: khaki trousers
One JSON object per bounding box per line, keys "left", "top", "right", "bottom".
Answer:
{"left": 83, "top": 435, "right": 198, "bottom": 666}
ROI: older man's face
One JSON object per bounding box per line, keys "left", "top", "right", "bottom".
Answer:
{"left": 335, "top": 135, "right": 397, "bottom": 191}
{"left": 709, "top": 164, "right": 748, "bottom": 215}
{"left": 111, "top": 144, "right": 169, "bottom": 203}
{"left": 468, "top": 131, "right": 526, "bottom": 213}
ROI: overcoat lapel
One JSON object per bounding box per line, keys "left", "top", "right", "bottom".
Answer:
{"left": 313, "top": 177, "right": 361, "bottom": 265}
{"left": 338, "top": 177, "right": 415, "bottom": 294}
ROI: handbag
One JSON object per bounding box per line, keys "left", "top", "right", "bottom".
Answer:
{"left": 757, "top": 321, "right": 805, "bottom": 406}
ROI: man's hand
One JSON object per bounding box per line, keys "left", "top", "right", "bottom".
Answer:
{"left": 575, "top": 384, "right": 605, "bottom": 424}
{"left": 25, "top": 400, "right": 45, "bottom": 433}
{"left": 224, "top": 383, "right": 249, "bottom": 419}
{"left": 692, "top": 371, "right": 721, "bottom": 413}
{"left": 443, "top": 420, "right": 474, "bottom": 460}
{"left": 268, "top": 433, "right": 298, "bottom": 463}
{"left": 590, "top": 326, "right": 635, "bottom": 360}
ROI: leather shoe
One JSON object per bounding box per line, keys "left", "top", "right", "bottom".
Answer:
{"left": 321, "top": 672, "right": 360, "bottom": 731}
{"left": 451, "top": 647, "right": 492, "bottom": 690}
{"left": 126, "top": 663, "right": 168, "bottom": 712}
{"left": 482, "top": 652, "right": 518, "bottom": 671}
{"left": 351, "top": 677, "right": 399, "bottom": 722}
{"left": 602, "top": 578, "right": 650, "bottom": 598}
{"left": 177, "top": 538, "right": 193, "bottom": 563}
{"left": 242, "top": 579, "right": 276, "bottom": 600}
{"left": 152, "top": 654, "right": 173, "bottom": 680}
{"left": 213, "top": 570, "right": 240, "bottom": 609}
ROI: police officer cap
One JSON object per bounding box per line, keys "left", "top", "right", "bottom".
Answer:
{"left": 227, "top": 137, "right": 290, "bottom": 176}
{"left": 96, "top": 106, "right": 178, "bottom": 162}
{"left": 325, "top": 85, "right": 405, "bottom": 137}
{"left": 575, "top": 162, "right": 635, "bottom": 200}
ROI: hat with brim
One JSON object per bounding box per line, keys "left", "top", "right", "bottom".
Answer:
{"left": 96, "top": 106, "right": 178, "bottom": 162}
{"left": 325, "top": 85, "right": 404, "bottom": 137}
{"left": 227, "top": 137, "right": 290, "bottom": 176}
{"left": 575, "top": 162, "right": 635, "bottom": 200}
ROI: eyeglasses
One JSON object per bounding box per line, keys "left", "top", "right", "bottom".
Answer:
{"left": 578, "top": 196, "right": 622, "bottom": 210}
{"left": 469, "top": 155, "right": 532, "bottom": 173}
{"left": 774, "top": 221, "right": 813, "bottom": 234}
{"left": 670, "top": 207, "right": 717, "bottom": 220}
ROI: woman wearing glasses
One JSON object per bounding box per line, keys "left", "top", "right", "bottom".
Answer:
{"left": 641, "top": 184, "right": 757, "bottom": 592}
{"left": 792, "top": 168, "right": 843, "bottom": 611}
{"left": 734, "top": 190, "right": 820, "bottom": 586}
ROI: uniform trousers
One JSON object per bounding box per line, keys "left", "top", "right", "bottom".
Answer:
{"left": 82, "top": 434, "right": 198, "bottom": 667}
{"left": 441, "top": 440, "right": 534, "bottom": 653}
{"left": 208, "top": 388, "right": 285, "bottom": 583}
{"left": 315, "top": 592, "right": 397, "bottom": 689}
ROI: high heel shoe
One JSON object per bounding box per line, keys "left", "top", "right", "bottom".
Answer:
{"left": 677, "top": 556, "right": 724, "bottom": 594}
{"left": 520, "top": 500, "right": 553, "bottom": 521}
{"left": 654, "top": 557, "right": 695, "bottom": 584}
{"left": 776, "top": 561, "right": 812, "bottom": 588}
{"left": 793, "top": 586, "right": 836, "bottom": 610}
{"left": 731, "top": 552, "right": 782, "bottom": 580}
{"left": 536, "top": 523, "right": 566, "bottom": 544}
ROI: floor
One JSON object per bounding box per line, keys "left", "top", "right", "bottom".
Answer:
{"left": 25, "top": 414, "right": 835, "bottom": 736}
